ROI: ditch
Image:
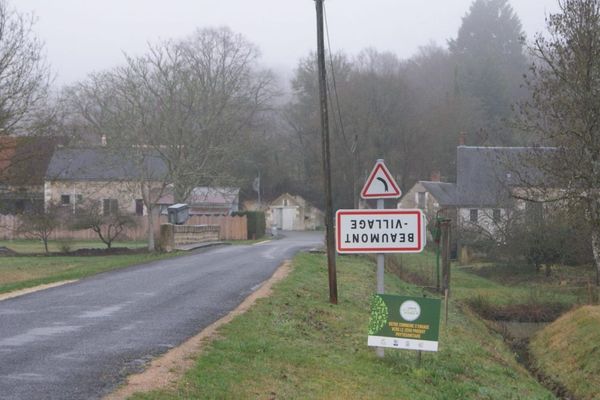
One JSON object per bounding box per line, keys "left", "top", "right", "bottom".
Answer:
{"left": 467, "top": 300, "right": 577, "bottom": 400}
{"left": 386, "top": 255, "right": 579, "bottom": 399}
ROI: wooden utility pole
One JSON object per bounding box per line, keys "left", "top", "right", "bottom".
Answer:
{"left": 315, "top": 0, "right": 338, "bottom": 304}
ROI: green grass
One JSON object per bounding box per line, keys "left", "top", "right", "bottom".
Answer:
{"left": 390, "top": 252, "right": 588, "bottom": 307}
{"left": 129, "top": 252, "right": 554, "bottom": 400}
{"left": 0, "top": 239, "right": 147, "bottom": 254}
{"left": 0, "top": 252, "right": 178, "bottom": 294}
{"left": 530, "top": 305, "right": 600, "bottom": 400}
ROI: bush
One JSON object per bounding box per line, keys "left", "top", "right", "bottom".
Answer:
{"left": 232, "top": 211, "right": 266, "bottom": 239}
{"left": 58, "top": 239, "right": 73, "bottom": 253}
{"left": 71, "top": 200, "right": 138, "bottom": 249}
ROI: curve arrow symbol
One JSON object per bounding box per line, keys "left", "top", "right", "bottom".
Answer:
{"left": 377, "top": 177, "right": 389, "bottom": 192}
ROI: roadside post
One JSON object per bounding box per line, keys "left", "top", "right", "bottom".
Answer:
{"left": 439, "top": 218, "right": 451, "bottom": 327}
{"left": 440, "top": 219, "right": 451, "bottom": 296}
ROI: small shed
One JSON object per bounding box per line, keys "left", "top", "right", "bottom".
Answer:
{"left": 266, "top": 193, "right": 324, "bottom": 231}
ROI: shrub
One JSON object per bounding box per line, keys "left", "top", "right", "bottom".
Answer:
{"left": 58, "top": 239, "right": 73, "bottom": 253}
{"left": 232, "top": 211, "right": 265, "bottom": 239}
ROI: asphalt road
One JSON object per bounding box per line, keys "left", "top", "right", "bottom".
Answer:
{"left": 0, "top": 231, "right": 322, "bottom": 400}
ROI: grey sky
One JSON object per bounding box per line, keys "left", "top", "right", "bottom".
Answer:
{"left": 17, "top": 0, "right": 559, "bottom": 86}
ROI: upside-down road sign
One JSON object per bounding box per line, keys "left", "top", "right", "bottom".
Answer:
{"left": 336, "top": 209, "right": 425, "bottom": 254}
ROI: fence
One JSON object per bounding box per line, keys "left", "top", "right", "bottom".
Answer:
{"left": 0, "top": 214, "right": 247, "bottom": 241}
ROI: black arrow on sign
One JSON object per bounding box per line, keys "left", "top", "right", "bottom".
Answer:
{"left": 377, "top": 177, "right": 389, "bottom": 192}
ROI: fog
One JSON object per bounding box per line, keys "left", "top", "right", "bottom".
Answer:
{"left": 17, "top": 0, "right": 559, "bottom": 86}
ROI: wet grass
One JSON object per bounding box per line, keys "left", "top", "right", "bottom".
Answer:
{"left": 0, "top": 252, "right": 179, "bottom": 294}
{"left": 391, "top": 251, "right": 600, "bottom": 399}
{"left": 390, "top": 251, "right": 591, "bottom": 307}
{"left": 129, "top": 252, "right": 554, "bottom": 399}
{"left": 530, "top": 305, "right": 600, "bottom": 400}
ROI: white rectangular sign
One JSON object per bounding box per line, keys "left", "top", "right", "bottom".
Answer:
{"left": 336, "top": 209, "right": 425, "bottom": 254}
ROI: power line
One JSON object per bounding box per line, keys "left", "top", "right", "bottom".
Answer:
{"left": 323, "top": 3, "right": 352, "bottom": 154}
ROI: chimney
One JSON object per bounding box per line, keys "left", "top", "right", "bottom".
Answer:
{"left": 458, "top": 131, "right": 466, "bottom": 146}
{"left": 430, "top": 170, "right": 441, "bottom": 182}
{"left": 101, "top": 134, "right": 107, "bottom": 146}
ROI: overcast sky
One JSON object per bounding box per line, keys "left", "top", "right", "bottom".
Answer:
{"left": 17, "top": 0, "right": 560, "bottom": 87}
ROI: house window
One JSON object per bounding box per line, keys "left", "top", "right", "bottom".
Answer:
{"left": 469, "top": 209, "right": 478, "bottom": 223}
{"left": 61, "top": 195, "right": 71, "bottom": 205}
{"left": 135, "top": 199, "right": 144, "bottom": 216}
{"left": 417, "top": 192, "right": 426, "bottom": 210}
{"left": 493, "top": 209, "right": 501, "bottom": 223}
{"left": 103, "top": 199, "right": 119, "bottom": 216}
{"left": 75, "top": 194, "right": 83, "bottom": 204}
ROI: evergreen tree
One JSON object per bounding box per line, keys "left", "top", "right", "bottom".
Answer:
{"left": 449, "top": 0, "right": 528, "bottom": 145}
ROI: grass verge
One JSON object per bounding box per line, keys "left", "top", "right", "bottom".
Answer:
{"left": 390, "top": 252, "right": 589, "bottom": 307}
{"left": 530, "top": 305, "right": 600, "bottom": 400}
{"left": 0, "top": 239, "right": 146, "bottom": 253}
{"left": 129, "top": 252, "right": 553, "bottom": 399}
{"left": 0, "top": 252, "right": 178, "bottom": 294}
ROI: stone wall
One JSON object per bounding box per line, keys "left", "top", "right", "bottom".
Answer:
{"left": 160, "top": 224, "right": 220, "bottom": 252}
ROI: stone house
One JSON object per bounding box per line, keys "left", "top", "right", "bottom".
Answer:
{"left": 266, "top": 193, "right": 324, "bottom": 231}
{"left": 399, "top": 145, "right": 553, "bottom": 259}
{"left": 44, "top": 147, "right": 167, "bottom": 216}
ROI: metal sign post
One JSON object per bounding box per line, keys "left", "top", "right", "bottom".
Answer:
{"left": 376, "top": 199, "right": 385, "bottom": 358}
{"left": 363, "top": 159, "right": 401, "bottom": 358}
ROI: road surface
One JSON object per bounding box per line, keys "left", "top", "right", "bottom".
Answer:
{"left": 0, "top": 231, "right": 322, "bottom": 400}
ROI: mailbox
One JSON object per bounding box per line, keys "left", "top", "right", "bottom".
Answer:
{"left": 167, "top": 203, "right": 190, "bottom": 225}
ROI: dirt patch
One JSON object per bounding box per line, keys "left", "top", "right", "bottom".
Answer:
{"left": 466, "top": 297, "right": 570, "bottom": 322}
{"left": 104, "top": 260, "right": 294, "bottom": 400}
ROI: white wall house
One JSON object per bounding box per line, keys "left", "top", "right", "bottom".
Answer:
{"left": 399, "top": 145, "right": 553, "bottom": 262}
{"left": 266, "top": 193, "right": 324, "bottom": 231}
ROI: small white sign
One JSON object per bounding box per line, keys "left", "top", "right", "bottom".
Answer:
{"left": 400, "top": 300, "right": 421, "bottom": 322}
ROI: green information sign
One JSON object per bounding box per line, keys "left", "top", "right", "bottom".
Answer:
{"left": 368, "top": 294, "right": 441, "bottom": 352}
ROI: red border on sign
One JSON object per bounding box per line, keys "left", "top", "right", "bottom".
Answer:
{"left": 361, "top": 163, "right": 402, "bottom": 199}
{"left": 336, "top": 209, "right": 423, "bottom": 253}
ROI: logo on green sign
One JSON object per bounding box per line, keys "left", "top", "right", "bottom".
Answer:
{"left": 368, "top": 294, "right": 441, "bottom": 352}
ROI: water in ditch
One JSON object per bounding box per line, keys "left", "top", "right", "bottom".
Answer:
{"left": 494, "top": 320, "right": 575, "bottom": 400}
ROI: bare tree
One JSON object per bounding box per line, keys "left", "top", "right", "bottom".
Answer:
{"left": 71, "top": 200, "right": 137, "bottom": 249}
{"left": 0, "top": 0, "right": 50, "bottom": 134}
{"left": 64, "top": 27, "right": 274, "bottom": 249}
{"left": 17, "top": 202, "right": 60, "bottom": 253}
{"left": 517, "top": 0, "right": 600, "bottom": 285}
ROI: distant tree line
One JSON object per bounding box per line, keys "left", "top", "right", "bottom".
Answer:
{"left": 9, "top": 0, "right": 600, "bottom": 280}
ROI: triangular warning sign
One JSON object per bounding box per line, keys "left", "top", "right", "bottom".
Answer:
{"left": 361, "top": 160, "right": 402, "bottom": 199}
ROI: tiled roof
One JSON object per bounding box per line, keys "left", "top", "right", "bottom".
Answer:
{"left": 46, "top": 147, "right": 168, "bottom": 181}
{"left": 421, "top": 181, "right": 458, "bottom": 206}
{"left": 455, "top": 146, "right": 553, "bottom": 207}
{"left": 156, "top": 187, "right": 239, "bottom": 206}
